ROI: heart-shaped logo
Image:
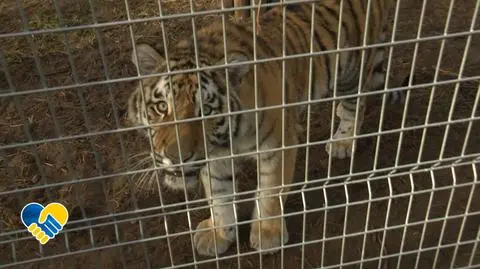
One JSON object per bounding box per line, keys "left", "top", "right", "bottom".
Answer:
{"left": 20, "top": 202, "right": 69, "bottom": 244}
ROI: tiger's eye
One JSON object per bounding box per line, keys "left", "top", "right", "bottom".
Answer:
{"left": 157, "top": 101, "right": 168, "bottom": 113}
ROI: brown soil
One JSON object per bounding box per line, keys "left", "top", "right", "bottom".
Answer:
{"left": 1, "top": 0, "right": 479, "bottom": 268}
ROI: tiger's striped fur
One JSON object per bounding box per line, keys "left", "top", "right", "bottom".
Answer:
{"left": 128, "top": 0, "right": 394, "bottom": 256}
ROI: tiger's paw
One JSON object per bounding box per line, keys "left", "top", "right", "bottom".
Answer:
{"left": 194, "top": 218, "right": 236, "bottom": 256}
{"left": 326, "top": 120, "right": 356, "bottom": 159}
{"left": 325, "top": 139, "right": 353, "bottom": 159}
{"left": 250, "top": 219, "right": 289, "bottom": 253}
{"left": 230, "top": 15, "right": 245, "bottom": 24}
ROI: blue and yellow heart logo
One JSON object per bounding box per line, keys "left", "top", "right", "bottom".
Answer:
{"left": 20, "top": 202, "right": 69, "bottom": 244}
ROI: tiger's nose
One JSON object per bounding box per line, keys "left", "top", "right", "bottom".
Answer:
{"left": 164, "top": 142, "right": 194, "bottom": 164}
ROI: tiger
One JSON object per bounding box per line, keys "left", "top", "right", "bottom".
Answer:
{"left": 128, "top": 0, "right": 395, "bottom": 256}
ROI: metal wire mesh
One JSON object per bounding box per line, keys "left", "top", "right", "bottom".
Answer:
{"left": 0, "top": 0, "right": 479, "bottom": 268}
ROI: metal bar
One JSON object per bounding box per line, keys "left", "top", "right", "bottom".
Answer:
{"left": 14, "top": 0, "right": 95, "bottom": 258}
{"left": 416, "top": 0, "right": 456, "bottom": 164}
{"left": 412, "top": 170, "right": 436, "bottom": 269}
{"left": 448, "top": 164, "right": 477, "bottom": 268}
{"left": 466, "top": 164, "right": 480, "bottom": 268}
{"left": 350, "top": 0, "right": 373, "bottom": 172}
{"left": 301, "top": 1, "right": 317, "bottom": 268}
{"left": 12, "top": 1, "right": 70, "bottom": 181}
{"left": 376, "top": 175, "right": 394, "bottom": 269}
{"left": 85, "top": 1, "right": 137, "bottom": 267}
{"left": 252, "top": 1, "right": 262, "bottom": 267}
{"left": 3, "top": 158, "right": 478, "bottom": 244}
{"left": 1, "top": 75, "right": 479, "bottom": 152}
{"left": 121, "top": 4, "right": 153, "bottom": 268}
{"left": 431, "top": 166, "right": 457, "bottom": 268}
{"left": 85, "top": 0, "right": 132, "bottom": 186}
{"left": 58, "top": 1, "right": 132, "bottom": 267}
{"left": 394, "top": 0, "right": 428, "bottom": 172}
{"left": 80, "top": 1, "right": 128, "bottom": 268}
{"left": 438, "top": 0, "right": 479, "bottom": 160}
{"left": 280, "top": 0, "right": 287, "bottom": 267}
{"left": 394, "top": 174, "right": 415, "bottom": 269}
{"left": 373, "top": 0, "right": 402, "bottom": 171}
{"left": 0, "top": 50, "right": 37, "bottom": 264}
{"left": 374, "top": 1, "right": 404, "bottom": 269}
{"left": 343, "top": 1, "right": 374, "bottom": 267}
{"left": 219, "top": 0, "right": 241, "bottom": 266}
{"left": 187, "top": 0, "right": 214, "bottom": 266}
{"left": 1, "top": 29, "right": 479, "bottom": 99}
{"left": 154, "top": 0, "right": 177, "bottom": 265}
{"left": 1, "top": 127, "right": 479, "bottom": 200}
{"left": 125, "top": 0, "right": 178, "bottom": 267}
{"left": 2, "top": 220, "right": 478, "bottom": 269}
{"left": 3, "top": 179, "right": 479, "bottom": 247}
{"left": 323, "top": 0, "right": 345, "bottom": 266}
{"left": 0, "top": 0, "right": 327, "bottom": 39}
{"left": 461, "top": 80, "right": 480, "bottom": 156}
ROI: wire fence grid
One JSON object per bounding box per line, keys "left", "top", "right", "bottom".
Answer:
{"left": 0, "top": 0, "right": 479, "bottom": 268}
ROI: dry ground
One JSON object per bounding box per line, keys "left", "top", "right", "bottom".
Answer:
{"left": 0, "top": 0, "right": 479, "bottom": 268}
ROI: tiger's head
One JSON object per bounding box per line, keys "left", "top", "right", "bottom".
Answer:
{"left": 127, "top": 44, "right": 249, "bottom": 191}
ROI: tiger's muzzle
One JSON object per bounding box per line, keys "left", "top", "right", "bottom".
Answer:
{"left": 157, "top": 150, "right": 203, "bottom": 191}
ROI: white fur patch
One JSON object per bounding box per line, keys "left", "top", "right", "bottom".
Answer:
{"left": 164, "top": 174, "right": 198, "bottom": 190}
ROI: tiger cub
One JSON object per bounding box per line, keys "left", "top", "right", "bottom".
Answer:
{"left": 128, "top": 0, "right": 394, "bottom": 256}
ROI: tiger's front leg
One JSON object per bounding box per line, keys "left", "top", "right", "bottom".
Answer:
{"left": 233, "top": 0, "right": 250, "bottom": 19}
{"left": 194, "top": 160, "right": 237, "bottom": 256}
{"left": 249, "top": 138, "right": 297, "bottom": 252}
{"left": 326, "top": 97, "right": 366, "bottom": 159}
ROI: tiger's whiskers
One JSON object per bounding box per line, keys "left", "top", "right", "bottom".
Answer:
{"left": 129, "top": 152, "right": 164, "bottom": 192}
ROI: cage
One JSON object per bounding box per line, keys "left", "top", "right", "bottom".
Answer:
{"left": 0, "top": 0, "right": 479, "bottom": 268}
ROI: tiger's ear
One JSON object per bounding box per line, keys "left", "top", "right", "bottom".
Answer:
{"left": 131, "top": 44, "right": 165, "bottom": 74}
{"left": 217, "top": 52, "right": 250, "bottom": 88}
